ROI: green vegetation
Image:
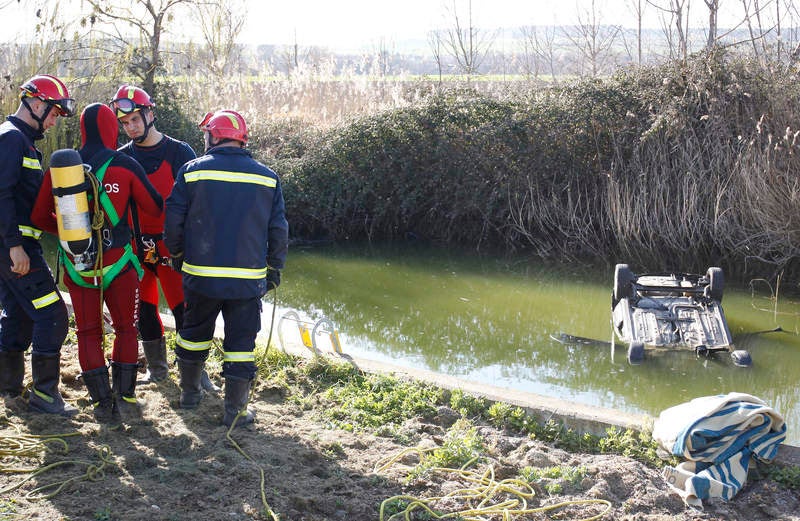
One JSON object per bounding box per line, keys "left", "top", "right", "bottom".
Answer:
{"left": 407, "top": 419, "right": 486, "bottom": 480}
{"left": 767, "top": 464, "right": 800, "bottom": 490}
{"left": 321, "top": 372, "right": 443, "bottom": 432}
{"left": 519, "top": 465, "right": 588, "bottom": 495}
{"left": 259, "top": 354, "right": 676, "bottom": 470}
{"left": 0, "top": 498, "right": 18, "bottom": 521}
{"left": 270, "top": 51, "right": 800, "bottom": 279}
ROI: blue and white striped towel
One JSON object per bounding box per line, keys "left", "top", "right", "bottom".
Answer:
{"left": 652, "top": 392, "right": 786, "bottom": 508}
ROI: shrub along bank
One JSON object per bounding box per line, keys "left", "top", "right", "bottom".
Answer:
{"left": 275, "top": 52, "right": 800, "bottom": 281}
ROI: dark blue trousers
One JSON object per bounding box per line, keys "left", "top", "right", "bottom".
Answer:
{"left": 175, "top": 288, "right": 261, "bottom": 379}
{"left": 0, "top": 247, "right": 68, "bottom": 355}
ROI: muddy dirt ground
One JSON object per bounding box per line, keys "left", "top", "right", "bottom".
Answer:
{"left": 1, "top": 345, "right": 798, "bottom": 521}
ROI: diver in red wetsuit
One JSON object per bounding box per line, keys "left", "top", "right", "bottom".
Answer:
{"left": 110, "top": 86, "right": 196, "bottom": 384}
{"left": 32, "top": 103, "right": 163, "bottom": 424}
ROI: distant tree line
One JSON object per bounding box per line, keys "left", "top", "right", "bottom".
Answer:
{"left": 4, "top": 0, "right": 800, "bottom": 96}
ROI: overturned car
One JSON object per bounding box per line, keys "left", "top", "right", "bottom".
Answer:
{"left": 611, "top": 264, "right": 751, "bottom": 367}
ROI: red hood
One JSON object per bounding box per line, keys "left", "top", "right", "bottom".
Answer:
{"left": 80, "top": 103, "right": 119, "bottom": 152}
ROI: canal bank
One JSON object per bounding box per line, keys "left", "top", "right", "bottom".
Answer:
{"left": 281, "top": 335, "right": 800, "bottom": 468}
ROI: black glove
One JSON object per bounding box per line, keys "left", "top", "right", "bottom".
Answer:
{"left": 266, "top": 268, "right": 280, "bottom": 291}
{"left": 170, "top": 253, "right": 184, "bottom": 272}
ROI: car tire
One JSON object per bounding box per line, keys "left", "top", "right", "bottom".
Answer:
{"left": 613, "top": 264, "right": 635, "bottom": 308}
{"left": 731, "top": 349, "right": 752, "bottom": 367}
{"left": 707, "top": 267, "right": 724, "bottom": 302}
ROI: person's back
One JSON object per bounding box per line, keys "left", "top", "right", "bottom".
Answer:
{"left": 32, "top": 102, "right": 163, "bottom": 425}
{"left": 164, "top": 110, "right": 288, "bottom": 428}
{"left": 169, "top": 146, "right": 286, "bottom": 299}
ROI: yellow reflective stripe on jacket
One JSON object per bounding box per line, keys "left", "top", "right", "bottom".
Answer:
{"left": 32, "top": 291, "right": 60, "bottom": 309}
{"left": 223, "top": 351, "right": 256, "bottom": 363}
{"left": 22, "top": 156, "right": 41, "bottom": 170}
{"left": 182, "top": 262, "right": 267, "bottom": 280}
{"left": 176, "top": 334, "right": 212, "bottom": 352}
{"left": 184, "top": 170, "right": 277, "bottom": 188}
{"left": 18, "top": 225, "right": 43, "bottom": 240}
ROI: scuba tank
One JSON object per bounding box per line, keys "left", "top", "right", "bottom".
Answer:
{"left": 50, "top": 149, "right": 94, "bottom": 270}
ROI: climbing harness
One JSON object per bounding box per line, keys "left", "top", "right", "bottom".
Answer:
{"left": 58, "top": 155, "right": 143, "bottom": 350}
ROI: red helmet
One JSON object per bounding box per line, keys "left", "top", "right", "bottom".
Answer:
{"left": 20, "top": 74, "right": 75, "bottom": 117}
{"left": 109, "top": 85, "right": 155, "bottom": 119}
{"left": 199, "top": 110, "right": 248, "bottom": 145}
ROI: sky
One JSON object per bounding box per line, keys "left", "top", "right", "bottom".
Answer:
{"left": 0, "top": 0, "right": 762, "bottom": 50}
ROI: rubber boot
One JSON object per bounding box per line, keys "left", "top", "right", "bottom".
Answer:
{"left": 201, "top": 369, "right": 221, "bottom": 392}
{"left": 81, "top": 366, "right": 120, "bottom": 426}
{"left": 222, "top": 375, "right": 255, "bottom": 428}
{"left": 0, "top": 350, "right": 25, "bottom": 398}
{"left": 177, "top": 358, "right": 205, "bottom": 409}
{"left": 140, "top": 338, "right": 169, "bottom": 383}
{"left": 111, "top": 361, "right": 141, "bottom": 419}
{"left": 28, "top": 353, "right": 78, "bottom": 416}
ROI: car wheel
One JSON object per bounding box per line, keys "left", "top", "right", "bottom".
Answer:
{"left": 627, "top": 341, "right": 645, "bottom": 365}
{"left": 731, "top": 349, "right": 752, "bottom": 367}
{"left": 613, "top": 264, "right": 635, "bottom": 308}
{"left": 707, "top": 267, "right": 724, "bottom": 302}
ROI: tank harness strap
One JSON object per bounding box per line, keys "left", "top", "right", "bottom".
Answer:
{"left": 60, "top": 156, "right": 143, "bottom": 290}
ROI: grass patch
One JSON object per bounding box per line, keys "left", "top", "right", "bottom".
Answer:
{"left": 519, "top": 465, "right": 588, "bottom": 495}
{"left": 321, "top": 372, "right": 443, "bottom": 432}
{"left": 766, "top": 464, "right": 800, "bottom": 489}
{"left": 408, "top": 419, "right": 486, "bottom": 481}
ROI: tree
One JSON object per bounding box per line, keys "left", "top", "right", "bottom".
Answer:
{"left": 427, "top": 29, "right": 445, "bottom": 83}
{"left": 193, "top": 0, "right": 246, "bottom": 81}
{"left": 563, "top": 0, "right": 622, "bottom": 77}
{"left": 83, "top": 0, "right": 193, "bottom": 95}
{"left": 705, "top": 0, "right": 719, "bottom": 49}
{"left": 438, "top": 0, "right": 495, "bottom": 78}
{"left": 519, "top": 24, "right": 559, "bottom": 82}
{"left": 628, "top": 0, "right": 645, "bottom": 64}
{"left": 648, "top": 0, "right": 689, "bottom": 61}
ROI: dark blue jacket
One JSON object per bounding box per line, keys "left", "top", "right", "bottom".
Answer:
{"left": 0, "top": 116, "right": 44, "bottom": 255}
{"left": 164, "top": 146, "right": 289, "bottom": 299}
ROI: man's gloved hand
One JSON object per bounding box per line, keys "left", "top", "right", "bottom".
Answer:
{"left": 170, "top": 253, "right": 184, "bottom": 272}
{"left": 266, "top": 268, "right": 281, "bottom": 291}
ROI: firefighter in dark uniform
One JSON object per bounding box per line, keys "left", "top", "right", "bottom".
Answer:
{"left": 110, "top": 85, "right": 196, "bottom": 383}
{"left": 164, "top": 110, "right": 288, "bottom": 427}
{"left": 0, "top": 74, "right": 76, "bottom": 415}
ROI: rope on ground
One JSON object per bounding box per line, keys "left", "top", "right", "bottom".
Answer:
{"left": 0, "top": 427, "right": 114, "bottom": 500}
{"left": 223, "top": 282, "right": 280, "bottom": 521}
{"left": 375, "top": 447, "right": 613, "bottom": 521}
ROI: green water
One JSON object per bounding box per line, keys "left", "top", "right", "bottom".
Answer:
{"left": 272, "top": 243, "right": 800, "bottom": 445}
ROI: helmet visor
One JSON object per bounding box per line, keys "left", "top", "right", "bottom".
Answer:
{"left": 49, "top": 98, "right": 75, "bottom": 117}
{"left": 109, "top": 97, "right": 145, "bottom": 118}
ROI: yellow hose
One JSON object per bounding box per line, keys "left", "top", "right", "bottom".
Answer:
{"left": 376, "top": 447, "right": 613, "bottom": 521}
{"left": 0, "top": 427, "right": 113, "bottom": 501}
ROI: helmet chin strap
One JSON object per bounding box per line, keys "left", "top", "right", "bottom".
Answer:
{"left": 133, "top": 109, "right": 157, "bottom": 144}
{"left": 22, "top": 97, "right": 52, "bottom": 138}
